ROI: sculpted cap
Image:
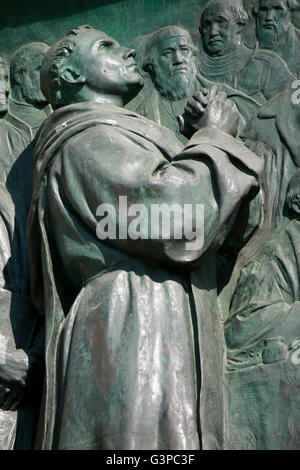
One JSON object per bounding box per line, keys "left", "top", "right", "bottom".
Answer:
{"left": 143, "top": 26, "right": 196, "bottom": 71}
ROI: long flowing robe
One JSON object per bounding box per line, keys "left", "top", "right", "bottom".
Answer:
{"left": 223, "top": 219, "right": 300, "bottom": 450}
{"left": 27, "top": 102, "right": 263, "bottom": 450}
{"left": 218, "top": 85, "right": 300, "bottom": 321}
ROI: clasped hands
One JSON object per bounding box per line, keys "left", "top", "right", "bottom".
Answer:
{"left": 178, "top": 85, "right": 240, "bottom": 140}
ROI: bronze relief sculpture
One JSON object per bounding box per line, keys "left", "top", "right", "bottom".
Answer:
{"left": 0, "top": 0, "right": 299, "bottom": 451}
{"left": 198, "top": 0, "right": 295, "bottom": 103}
{"left": 0, "top": 42, "right": 50, "bottom": 450}
{"left": 0, "top": 57, "right": 9, "bottom": 118}
{"left": 25, "top": 25, "right": 263, "bottom": 449}
{"left": 255, "top": 0, "right": 300, "bottom": 77}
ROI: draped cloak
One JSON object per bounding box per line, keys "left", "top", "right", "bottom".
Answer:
{"left": 27, "top": 102, "right": 263, "bottom": 450}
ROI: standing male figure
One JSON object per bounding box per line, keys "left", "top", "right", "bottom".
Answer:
{"left": 199, "top": 0, "right": 295, "bottom": 103}
{"left": 255, "top": 0, "right": 300, "bottom": 76}
{"left": 27, "top": 25, "right": 263, "bottom": 450}
{"left": 0, "top": 42, "right": 50, "bottom": 450}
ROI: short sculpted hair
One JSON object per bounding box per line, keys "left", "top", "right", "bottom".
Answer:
{"left": 199, "top": 0, "right": 249, "bottom": 28}
{"left": 143, "top": 26, "right": 197, "bottom": 74}
{"left": 40, "top": 25, "right": 94, "bottom": 109}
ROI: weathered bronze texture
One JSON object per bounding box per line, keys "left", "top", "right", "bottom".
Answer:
{"left": 0, "top": 0, "right": 299, "bottom": 451}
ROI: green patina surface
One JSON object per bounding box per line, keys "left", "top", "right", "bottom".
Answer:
{"left": 0, "top": 0, "right": 207, "bottom": 58}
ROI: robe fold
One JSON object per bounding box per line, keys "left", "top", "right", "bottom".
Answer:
{"left": 226, "top": 219, "right": 300, "bottom": 360}
{"left": 27, "top": 102, "right": 263, "bottom": 450}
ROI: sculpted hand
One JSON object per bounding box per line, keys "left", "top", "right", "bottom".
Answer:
{"left": 177, "top": 89, "right": 209, "bottom": 139}
{"left": 0, "top": 349, "right": 29, "bottom": 411}
{"left": 178, "top": 85, "right": 240, "bottom": 139}
{"left": 200, "top": 86, "right": 240, "bottom": 137}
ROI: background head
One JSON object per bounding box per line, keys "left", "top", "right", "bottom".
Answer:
{"left": 10, "top": 42, "right": 49, "bottom": 107}
{"left": 199, "top": 0, "right": 249, "bottom": 57}
{"left": 286, "top": 167, "right": 300, "bottom": 218}
{"left": 143, "top": 26, "right": 198, "bottom": 100}
{"left": 0, "top": 57, "right": 9, "bottom": 114}
{"left": 40, "top": 25, "right": 143, "bottom": 109}
{"left": 254, "top": 0, "right": 296, "bottom": 45}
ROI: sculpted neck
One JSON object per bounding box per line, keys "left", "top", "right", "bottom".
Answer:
{"left": 64, "top": 88, "right": 125, "bottom": 108}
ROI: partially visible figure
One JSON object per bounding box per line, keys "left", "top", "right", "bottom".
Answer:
{"left": 0, "top": 57, "right": 9, "bottom": 117}
{"left": 198, "top": 0, "right": 295, "bottom": 103}
{"left": 255, "top": 0, "right": 300, "bottom": 77}
{"left": 133, "top": 26, "right": 199, "bottom": 142}
{"left": 133, "top": 25, "right": 261, "bottom": 142}
{"left": 0, "top": 42, "right": 50, "bottom": 450}
{"left": 224, "top": 168, "right": 300, "bottom": 450}
{"left": 226, "top": 166, "right": 300, "bottom": 365}
{"left": 242, "top": 83, "right": 300, "bottom": 233}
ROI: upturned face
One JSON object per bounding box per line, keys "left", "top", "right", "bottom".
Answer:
{"left": 200, "top": 3, "right": 241, "bottom": 57}
{"left": 69, "top": 30, "right": 144, "bottom": 103}
{"left": 256, "top": 0, "right": 291, "bottom": 43}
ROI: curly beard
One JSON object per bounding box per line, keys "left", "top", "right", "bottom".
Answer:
{"left": 152, "top": 62, "right": 197, "bottom": 101}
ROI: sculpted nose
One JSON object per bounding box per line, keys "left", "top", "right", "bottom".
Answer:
{"left": 210, "top": 22, "right": 220, "bottom": 37}
{"left": 173, "top": 50, "right": 184, "bottom": 65}
{"left": 123, "top": 48, "right": 136, "bottom": 59}
{"left": 265, "top": 9, "right": 275, "bottom": 20}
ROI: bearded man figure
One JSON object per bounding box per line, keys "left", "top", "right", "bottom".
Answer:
{"left": 255, "top": 0, "right": 300, "bottom": 77}
{"left": 133, "top": 25, "right": 261, "bottom": 143}
{"left": 27, "top": 25, "right": 263, "bottom": 450}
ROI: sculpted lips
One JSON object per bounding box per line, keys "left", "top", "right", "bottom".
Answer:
{"left": 209, "top": 38, "right": 223, "bottom": 45}
{"left": 127, "top": 61, "right": 140, "bottom": 72}
{"left": 263, "top": 23, "right": 277, "bottom": 29}
{"left": 172, "top": 66, "right": 188, "bottom": 73}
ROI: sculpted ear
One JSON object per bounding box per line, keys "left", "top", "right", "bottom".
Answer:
{"left": 60, "top": 66, "right": 85, "bottom": 86}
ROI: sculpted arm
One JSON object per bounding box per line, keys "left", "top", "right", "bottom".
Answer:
{"left": 54, "top": 111, "right": 261, "bottom": 269}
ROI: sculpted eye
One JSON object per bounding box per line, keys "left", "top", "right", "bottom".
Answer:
{"left": 98, "top": 41, "right": 113, "bottom": 51}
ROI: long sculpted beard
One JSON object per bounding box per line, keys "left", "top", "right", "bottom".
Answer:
{"left": 257, "top": 26, "right": 283, "bottom": 51}
{"left": 153, "top": 64, "right": 197, "bottom": 101}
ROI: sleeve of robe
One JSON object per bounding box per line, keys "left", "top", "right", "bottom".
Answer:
{"left": 225, "top": 245, "right": 300, "bottom": 351}
{"left": 47, "top": 124, "right": 263, "bottom": 268}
